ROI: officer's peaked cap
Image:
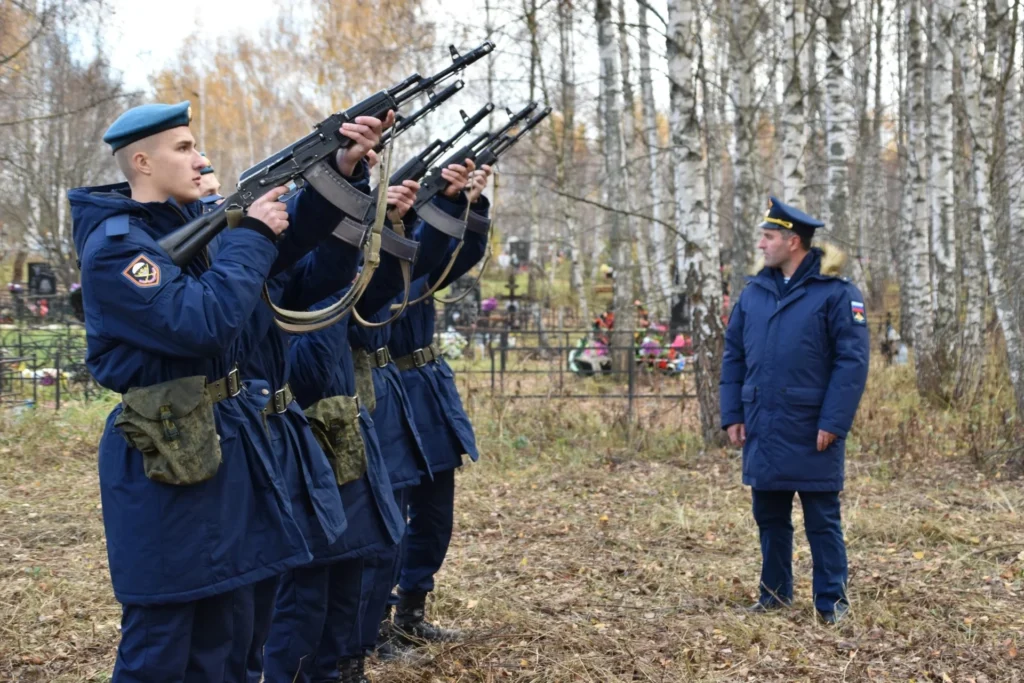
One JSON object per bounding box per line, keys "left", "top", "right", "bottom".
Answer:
{"left": 759, "top": 196, "right": 824, "bottom": 237}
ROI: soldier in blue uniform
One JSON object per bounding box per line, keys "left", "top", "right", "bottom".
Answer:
{"left": 262, "top": 159, "right": 473, "bottom": 681}
{"left": 217, "top": 116, "right": 388, "bottom": 683}
{"left": 197, "top": 153, "right": 221, "bottom": 201}
{"left": 385, "top": 164, "right": 493, "bottom": 644}
{"left": 70, "top": 102, "right": 299, "bottom": 682}
{"left": 339, "top": 159, "right": 475, "bottom": 661}
{"left": 720, "top": 197, "right": 870, "bottom": 625}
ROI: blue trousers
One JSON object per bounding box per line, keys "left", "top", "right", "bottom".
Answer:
{"left": 112, "top": 587, "right": 254, "bottom": 683}
{"left": 359, "top": 487, "right": 408, "bottom": 649}
{"left": 309, "top": 559, "right": 365, "bottom": 682}
{"left": 399, "top": 467, "right": 456, "bottom": 594}
{"left": 238, "top": 575, "right": 279, "bottom": 682}
{"left": 751, "top": 489, "right": 848, "bottom": 612}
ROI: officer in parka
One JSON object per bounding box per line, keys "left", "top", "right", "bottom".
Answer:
{"left": 719, "top": 197, "right": 870, "bottom": 625}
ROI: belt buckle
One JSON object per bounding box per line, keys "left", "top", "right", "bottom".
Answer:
{"left": 374, "top": 347, "right": 390, "bottom": 367}
{"left": 412, "top": 348, "right": 427, "bottom": 368}
{"left": 273, "top": 389, "right": 287, "bottom": 414}
{"left": 227, "top": 368, "right": 241, "bottom": 397}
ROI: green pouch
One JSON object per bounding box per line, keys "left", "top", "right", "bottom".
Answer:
{"left": 304, "top": 395, "right": 367, "bottom": 486}
{"left": 352, "top": 351, "right": 376, "bottom": 414}
{"left": 114, "top": 375, "right": 222, "bottom": 486}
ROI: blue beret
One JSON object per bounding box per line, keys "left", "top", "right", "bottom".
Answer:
{"left": 103, "top": 101, "right": 193, "bottom": 152}
{"left": 200, "top": 165, "right": 216, "bottom": 175}
{"left": 759, "top": 196, "right": 824, "bottom": 233}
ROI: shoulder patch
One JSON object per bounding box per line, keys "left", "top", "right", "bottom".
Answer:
{"left": 850, "top": 300, "right": 866, "bottom": 325}
{"left": 122, "top": 254, "right": 161, "bottom": 288}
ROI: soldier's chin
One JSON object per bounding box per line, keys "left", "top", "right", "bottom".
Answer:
{"left": 173, "top": 185, "right": 203, "bottom": 204}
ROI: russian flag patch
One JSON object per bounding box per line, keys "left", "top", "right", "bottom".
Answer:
{"left": 851, "top": 301, "right": 866, "bottom": 325}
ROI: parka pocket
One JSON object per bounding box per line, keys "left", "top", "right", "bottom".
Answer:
{"left": 115, "top": 376, "right": 222, "bottom": 486}
{"left": 304, "top": 395, "right": 367, "bottom": 487}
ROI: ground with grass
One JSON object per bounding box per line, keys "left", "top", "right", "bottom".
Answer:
{"left": 1, "top": 364, "right": 1022, "bottom": 682}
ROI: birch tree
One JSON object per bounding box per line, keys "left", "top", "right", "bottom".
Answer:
{"left": 931, "top": 0, "right": 958, "bottom": 371}
{"left": 668, "top": 0, "right": 724, "bottom": 443}
{"left": 729, "top": 0, "right": 760, "bottom": 299}
{"left": 782, "top": 0, "right": 808, "bottom": 203}
{"left": 904, "top": 0, "right": 939, "bottom": 396}
{"left": 597, "top": 0, "right": 634, "bottom": 370}
{"left": 638, "top": 0, "right": 672, "bottom": 318}
{"left": 824, "top": 0, "right": 853, "bottom": 276}
{"left": 958, "top": 0, "right": 1024, "bottom": 415}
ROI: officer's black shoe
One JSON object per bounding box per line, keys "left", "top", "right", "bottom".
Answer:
{"left": 816, "top": 603, "right": 849, "bottom": 625}
{"left": 744, "top": 599, "right": 789, "bottom": 613}
{"left": 394, "top": 590, "right": 462, "bottom": 643}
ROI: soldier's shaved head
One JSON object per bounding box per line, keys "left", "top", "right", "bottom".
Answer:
{"left": 113, "top": 126, "right": 206, "bottom": 204}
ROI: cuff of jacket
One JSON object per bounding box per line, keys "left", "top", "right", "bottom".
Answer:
{"left": 816, "top": 419, "right": 850, "bottom": 439}
{"left": 432, "top": 191, "right": 469, "bottom": 217}
{"left": 238, "top": 216, "right": 277, "bottom": 243}
{"left": 471, "top": 194, "right": 491, "bottom": 216}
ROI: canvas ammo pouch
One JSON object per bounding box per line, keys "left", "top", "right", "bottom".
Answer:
{"left": 114, "top": 375, "right": 222, "bottom": 486}
{"left": 304, "top": 395, "right": 366, "bottom": 486}
{"left": 352, "top": 350, "right": 376, "bottom": 414}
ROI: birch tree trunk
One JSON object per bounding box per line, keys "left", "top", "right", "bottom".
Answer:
{"left": 668, "top": 0, "right": 725, "bottom": 444}
{"left": 959, "top": 0, "right": 1024, "bottom": 416}
{"left": 597, "top": 0, "right": 634, "bottom": 371}
{"left": 824, "top": 0, "right": 853, "bottom": 275}
{"left": 638, "top": 0, "right": 673, "bottom": 318}
{"left": 782, "top": 0, "right": 808, "bottom": 203}
{"left": 729, "top": 0, "right": 759, "bottom": 300}
{"left": 905, "top": 0, "right": 939, "bottom": 397}
{"left": 618, "top": 0, "right": 650, "bottom": 306}
{"left": 931, "top": 0, "right": 958, "bottom": 373}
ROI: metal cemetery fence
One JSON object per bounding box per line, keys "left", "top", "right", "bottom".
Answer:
{"left": 0, "top": 322, "right": 102, "bottom": 410}
{"left": 439, "top": 326, "right": 696, "bottom": 421}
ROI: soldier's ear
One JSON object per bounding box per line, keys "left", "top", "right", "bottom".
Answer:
{"left": 133, "top": 150, "right": 153, "bottom": 178}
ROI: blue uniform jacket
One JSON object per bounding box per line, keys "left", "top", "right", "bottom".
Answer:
{"left": 719, "top": 247, "right": 870, "bottom": 492}
{"left": 70, "top": 184, "right": 313, "bottom": 606}
{"left": 287, "top": 292, "right": 404, "bottom": 564}
{"left": 212, "top": 162, "right": 371, "bottom": 554}
{"left": 388, "top": 197, "right": 490, "bottom": 472}
{"left": 347, "top": 193, "right": 468, "bottom": 490}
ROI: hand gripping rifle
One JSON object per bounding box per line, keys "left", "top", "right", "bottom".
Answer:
{"left": 348, "top": 102, "right": 496, "bottom": 329}
{"left": 434, "top": 106, "right": 552, "bottom": 306}
{"left": 398, "top": 102, "right": 539, "bottom": 307}
{"left": 156, "top": 42, "right": 494, "bottom": 333}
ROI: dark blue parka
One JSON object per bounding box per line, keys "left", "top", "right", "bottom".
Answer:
{"left": 222, "top": 162, "right": 373, "bottom": 555}
{"left": 720, "top": 247, "right": 870, "bottom": 492}
{"left": 70, "top": 184, "right": 324, "bottom": 606}
{"left": 388, "top": 196, "right": 490, "bottom": 472}
{"left": 347, "top": 194, "right": 468, "bottom": 490}
{"left": 286, "top": 289, "right": 404, "bottom": 564}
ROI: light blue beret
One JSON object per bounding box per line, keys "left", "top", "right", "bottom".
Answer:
{"left": 103, "top": 101, "right": 193, "bottom": 152}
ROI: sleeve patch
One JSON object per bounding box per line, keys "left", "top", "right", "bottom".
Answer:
{"left": 122, "top": 254, "right": 162, "bottom": 288}
{"left": 851, "top": 301, "right": 866, "bottom": 325}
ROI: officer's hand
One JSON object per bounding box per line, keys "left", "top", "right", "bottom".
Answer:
{"left": 386, "top": 180, "right": 420, "bottom": 223}
{"left": 727, "top": 423, "right": 745, "bottom": 446}
{"left": 336, "top": 111, "right": 395, "bottom": 177}
{"left": 816, "top": 430, "right": 838, "bottom": 452}
{"left": 466, "top": 164, "right": 493, "bottom": 203}
{"left": 248, "top": 186, "right": 290, "bottom": 236}
{"left": 442, "top": 158, "right": 474, "bottom": 198}
{"left": 365, "top": 149, "right": 379, "bottom": 170}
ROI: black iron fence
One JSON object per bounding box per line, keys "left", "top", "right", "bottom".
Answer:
{"left": 438, "top": 326, "right": 695, "bottom": 421}
{"left": 0, "top": 322, "right": 102, "bottom": 409}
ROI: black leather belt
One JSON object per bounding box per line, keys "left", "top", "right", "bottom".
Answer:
{"left": 394, "top": 343, "right": 440, "bottom": 371}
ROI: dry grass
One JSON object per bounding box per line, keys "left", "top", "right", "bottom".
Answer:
{"left": 1, "top": 365, "right": 1023, "bottom": 682}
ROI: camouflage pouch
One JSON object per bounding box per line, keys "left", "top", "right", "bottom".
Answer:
{"left": 304, "top": 395, "right": 367, "bottom": 486}
{"left": 352, "top": 351, "right": 376, "bottom": 414}
{"left": 114, "top": 375, "right": 222, "bottom": 486}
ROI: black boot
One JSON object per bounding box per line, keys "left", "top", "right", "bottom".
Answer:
{"left": 339, "top": 655, "right": 370, "bottom": 683}
{"left": 394, "top": 590, "right": 461, "bottom": 643}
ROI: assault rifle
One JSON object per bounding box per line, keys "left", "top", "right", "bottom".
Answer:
{"left": 156, "top": 41, "right": 494, "bottom": 267}
{"left": 412, "top": 101, "right": 538, "bottom": 212}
